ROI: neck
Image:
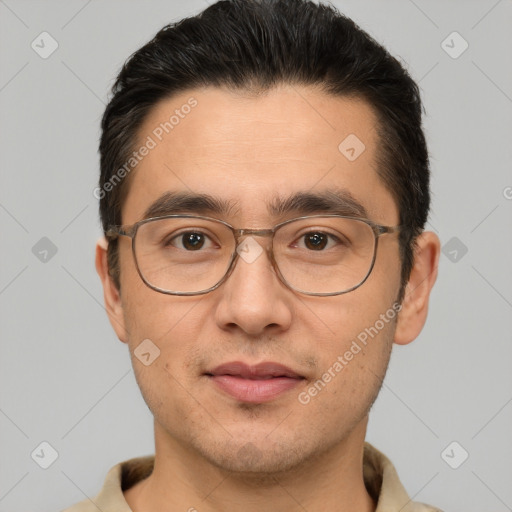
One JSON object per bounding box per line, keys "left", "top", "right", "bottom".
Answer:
{"left": 125, "top": 418, "right": 376, "bottom": 512}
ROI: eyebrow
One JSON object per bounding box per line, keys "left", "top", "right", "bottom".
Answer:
{"left": 142, "top": 188, "right": 368, "bottom": 221}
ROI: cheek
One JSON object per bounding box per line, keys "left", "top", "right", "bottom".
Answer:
{"left": 118, "top": 239, "right": 203, "bottom": 342}
{"left": 299, "top": 313, "right": 395, "bottom": 423}
{"left": 125, "top": 303, "right": 206, "bottom": 425}
{"left": 311, "top": 279, "right": 400, "bottom": 351}
{"left": 123, "top": 294, "right": 206, "bottom": 362}
{"left": 119, "top": 261, "right": 208, "bottom": 403}
{"left": 300, "top": 271, "right": 400, "bottom": 395}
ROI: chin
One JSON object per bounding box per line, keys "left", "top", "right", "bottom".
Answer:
{"left": 193, "top": 435, "right": 322, "bottom": 478}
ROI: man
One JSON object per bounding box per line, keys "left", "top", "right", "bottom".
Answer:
{"left": 66, "top": 0, "right": 441, "bottom": 510}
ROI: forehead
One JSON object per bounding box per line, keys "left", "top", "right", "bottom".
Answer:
{"left": 121, "top": 85, "right": 398, "bottom": 226}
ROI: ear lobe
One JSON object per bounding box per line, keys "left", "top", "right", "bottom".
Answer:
{"left": 95, "top": 237, "right": 129, "bottom": 343}
{"left": 394, "top": 231, "right": 440, "bottom": 346}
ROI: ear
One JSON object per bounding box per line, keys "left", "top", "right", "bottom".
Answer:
{"left": 394, "top": 231, "right": 440, "bottom": 345}
{"left": 95, "top": 237, "right": 129, "bottom": 343}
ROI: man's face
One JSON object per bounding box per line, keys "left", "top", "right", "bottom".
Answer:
{"left": 113, "top": 85, "right": 403, "bottom": 473}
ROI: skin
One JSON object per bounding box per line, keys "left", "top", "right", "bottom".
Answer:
{"left": 96, "top": 85, "right": 440, "bottom": 512}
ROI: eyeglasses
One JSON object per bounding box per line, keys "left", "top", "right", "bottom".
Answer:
{"left": 106, "top": 214, "right": 400, "bottom": 296}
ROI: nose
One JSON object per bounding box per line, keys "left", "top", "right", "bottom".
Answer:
{"left": 212, "top": 236, "right": 293, "bottom": 337}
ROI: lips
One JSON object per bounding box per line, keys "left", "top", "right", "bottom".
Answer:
{"left": 206, "top": 361, "right": 304, "bottom": 403}
{"left": 209, "top": 361, "right": 302, "bottom": 379}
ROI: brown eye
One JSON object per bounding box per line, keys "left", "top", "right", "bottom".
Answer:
{"left": 181, "top": 232, "right": 205, "bottom": 250}
{"left": 166, "top": 231, "right": 213, "bottom": 251}
{"left": 295, "top": 231, "right": 343, "bottom": 251}
{"left": 303, "top": 232, "right": 328, "bottom": 250}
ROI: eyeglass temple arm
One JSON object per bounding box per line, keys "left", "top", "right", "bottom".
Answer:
{"left": 106, "top": 226, "right": 135, "bottom": 240}
{"left": 376, "top": 224, "right": 401, "bottom": 236}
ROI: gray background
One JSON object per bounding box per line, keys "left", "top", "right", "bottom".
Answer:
{"left": 1, "top": 0, "right": 511, "bottom": 510}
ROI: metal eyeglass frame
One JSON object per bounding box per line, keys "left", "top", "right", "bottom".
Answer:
{"left": 106, "top": 214, "right": 401, "bottom": 297}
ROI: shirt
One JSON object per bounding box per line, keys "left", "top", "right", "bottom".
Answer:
{"left": 62, "top": 442, "right": 441, "bottom": 512}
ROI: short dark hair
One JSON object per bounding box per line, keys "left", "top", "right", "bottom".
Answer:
{"left": 99, "top": 0, "right": 430, "bottom": 298}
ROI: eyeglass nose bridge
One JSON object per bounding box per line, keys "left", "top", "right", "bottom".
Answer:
{"left": 232, "top": 227, "right": 277, "bottom": 253}
{"left": 230, "top": 227, "right": 287, "bottom": 268}
{"left": 224, "top": 226, "right": 284, "bottom": 285}
{"left": 234, "top": 227, "right": 276, "bottom": 238}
